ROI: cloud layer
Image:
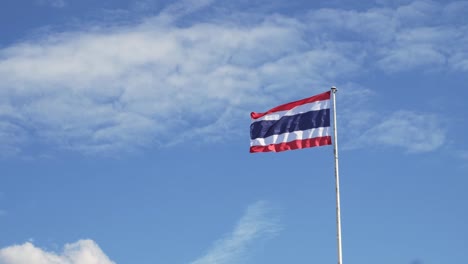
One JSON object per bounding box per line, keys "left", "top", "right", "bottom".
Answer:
{"left": 0, "top": 240, "right": 115, "bottom": 264}
{"left": 0, "top": 0, "right": 464, "bottom": 156}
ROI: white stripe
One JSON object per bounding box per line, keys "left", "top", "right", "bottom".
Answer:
{"left": 250, "top": 127, "right": 330, "bottom": 146}
{"left": 253, "top": 99, "right": 330, "bottom": 122}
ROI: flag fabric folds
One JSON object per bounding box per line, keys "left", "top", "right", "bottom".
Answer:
{"left": 250, "top": 91, "right": 332, "bottom": 153}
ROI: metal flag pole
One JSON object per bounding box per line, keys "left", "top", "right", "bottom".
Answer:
{"left": 331, "top": 86, "right": 343, "bottom": 264}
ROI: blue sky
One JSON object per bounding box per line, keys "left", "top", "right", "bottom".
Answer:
{"left": 0, "top": 0, "right": 467, "bottom": 263}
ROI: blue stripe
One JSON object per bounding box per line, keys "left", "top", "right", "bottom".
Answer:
{"left": 250, "top": 109, "right": 330, "bottom": 140}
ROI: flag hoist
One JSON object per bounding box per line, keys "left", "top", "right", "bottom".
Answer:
{"left": 250, "top": 87, "right": 343, "bottom": 264}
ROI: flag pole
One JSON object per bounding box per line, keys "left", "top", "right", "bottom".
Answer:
{"left": 331, "top": 86, "right": 343, "bottom": 264}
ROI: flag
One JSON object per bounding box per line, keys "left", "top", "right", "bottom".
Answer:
{"left": 250, "top": 91, "right": 332, "bottom": 153}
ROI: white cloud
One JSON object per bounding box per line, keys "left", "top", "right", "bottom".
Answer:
{"left": 190, "top": 201, "right": 280, "bottom": 264}
{"left": 0, "top": 240, "right": 115, "bottom": 264}
{"left": 0, "top": 7, "right": 357, "bottom": 155}
{"left": 0, "top": 0, "right": 465, "bottom": 156}
{"left": 350, "top": 111, "right": 446, "bottom": 153}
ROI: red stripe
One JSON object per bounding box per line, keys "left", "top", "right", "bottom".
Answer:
{"left": 249, "top": 136, "right": 332, "bottom": 153}
{"left": 251, "top": 91, "right": 331, "bottom": 120}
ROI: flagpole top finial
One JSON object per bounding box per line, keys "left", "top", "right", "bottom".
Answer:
{"left": 331, "top": 86, "right": 338, "bottom": 92}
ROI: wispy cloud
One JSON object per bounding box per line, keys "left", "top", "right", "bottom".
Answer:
{"left": 0, "top": 202, "right": 279, "bottom": 264}
{"left": 306, "top": 0, "right": 468, "bottom": 73}
{"left": 0, "top": 240, "right": 115, "bottom": 264}
{"left": 190, "top": 201, "right": 280, "bottom": 264}
{"left": 348, "top": 111, "right": 446, "bottom": 153}
{"left": 36, "top": 0, "right": 66, "bottom": 8}
{"left": 456, "top": 150, "right": 468, "bottom": 161}
{"left": 160, "top": 0, "right": 216, "bottom": 20}
{"left": 0, "top": 0, "right": 465, "bottom": 156}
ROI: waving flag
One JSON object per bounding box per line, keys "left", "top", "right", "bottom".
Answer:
{"left": 250, "top": 91, "right": 332, "bottom": 153}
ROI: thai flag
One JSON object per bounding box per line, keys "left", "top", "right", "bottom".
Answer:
{"left": 250, "top": 91, "right": 332, "bottom": 153}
